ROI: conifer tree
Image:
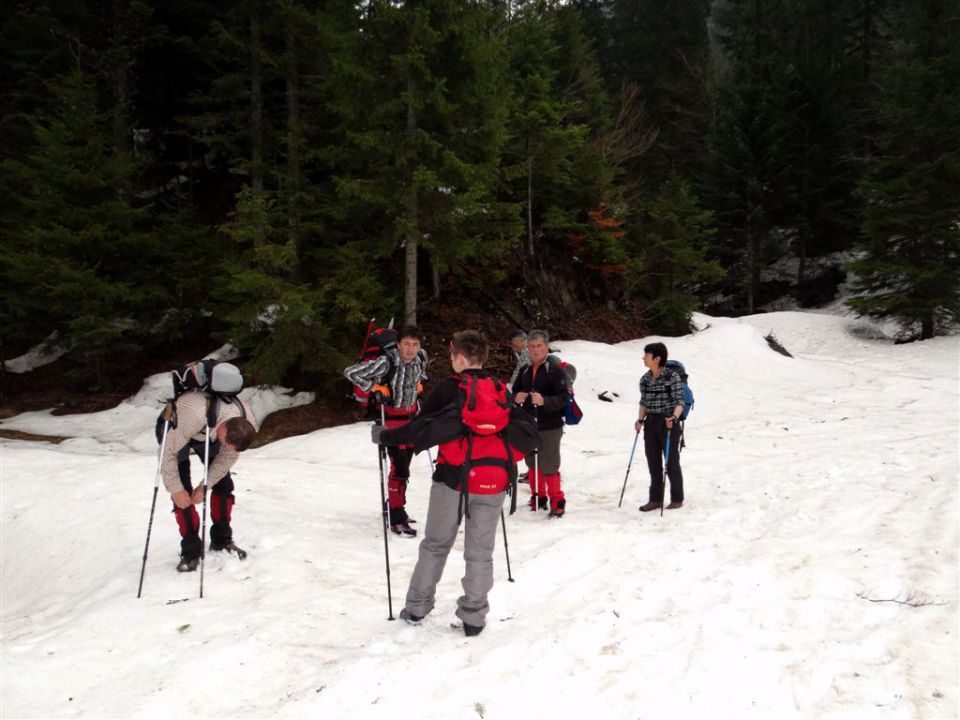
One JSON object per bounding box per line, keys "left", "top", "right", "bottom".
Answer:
{"left": 334, "top": 0, "right": 516, "bottom": 325}
{"left": 631, "top": 173, "right": 722, "bottom": 333}
{"left": 850, "top": 0, "right": 960, "bottom": 339}
{"left": 0, "top": 67, "right": 156, "bottom": 387}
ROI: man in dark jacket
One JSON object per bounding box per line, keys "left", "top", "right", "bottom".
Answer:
{"left": 372, "top": 330, "right": 536, "bottom": 637}
{"left": 512, "top": 329, "right": 569, "bottom": 517}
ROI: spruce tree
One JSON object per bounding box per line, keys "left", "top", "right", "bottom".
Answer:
{"left": 333, "top": 0, "right": 516, "bottom": 325}
{"left": 850, "top": 0, "right": 960, "bottom": 339}
{"left": 0, "top": 67, "right": 156, "bottom": 387}
{"left": 632, "top": 173, "right": 722, "bottom": 334}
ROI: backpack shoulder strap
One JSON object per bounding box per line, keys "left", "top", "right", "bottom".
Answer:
{"left": 206, "top": 393, "right": 246, "bottom": 430}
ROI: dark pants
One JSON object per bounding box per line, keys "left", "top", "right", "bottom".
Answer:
{"left": 643, "top": 415, "right": 684, "bottom": 504}
{"left": 156, "top": 416, "right": 236, "bottom": 559}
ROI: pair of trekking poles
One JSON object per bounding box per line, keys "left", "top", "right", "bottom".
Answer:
{"left": 374, "top": 406, "right": 515, "bottom": 621}
{"left": 137, "top": 402, "right": 211, "bottom": 600}
{"left": 618, "top": 421, "right": 679, "bottom": 517}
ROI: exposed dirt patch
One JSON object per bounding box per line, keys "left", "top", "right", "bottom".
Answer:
{"left": 1, "top": 302, "right": 650, "bottom": 447}
{"left": 251, "top": 395, "right": 360, "bottom": 448}
{"left": 0, "top": 429, "right": 68, "bottom": 444}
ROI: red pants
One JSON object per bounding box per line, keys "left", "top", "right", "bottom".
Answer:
{"left": 384, "top": 407, "right": 416, "bottom": 524}
{"left": 527, "top": 470, "right": 564, "bottom": 503}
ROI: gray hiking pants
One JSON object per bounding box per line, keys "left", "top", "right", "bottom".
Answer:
{"left": 404, "top": 482, "right": 506, "bottom": 628}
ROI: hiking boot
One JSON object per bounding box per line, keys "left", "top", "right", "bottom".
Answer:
{"left": 666, "top": 502, "right": 684, "bottom": 510}
{"left": 528, "top": 495, "right": 548, "bottom": 511}
{"left": 391, "top": 522, "right": 417, "bottom": 538}
{"left": 463, "top": 622, "right": 483, "bottom": 637}
{"left": 549, "top": 498, "right": 566, "bottom": 518}
{"left": 210, "top": 540, "right": 248, "bottom": 559}
{"left": 399, "top": 609, "right": 422, "bottom": 626}
{"left": 176, "top": 556, "right": 200, "bottom": 573}
{"left": 639, "top": 501, "right": 662, "bottom": 512}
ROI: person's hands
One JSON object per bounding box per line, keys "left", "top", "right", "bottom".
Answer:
{"left": 371, "top": 425, "right": 386, "bottom": 445}
{"left": 171, "top": 490, "right": 192, "bottom": 509}
{"left": 416, "top": 382, "right": 424, "bottom": 395}
{"left": 665, "top": 415, "right": 678, "bottom": 428}
{"left": 191, "top": 486, "right": 206, "bottom": 505}
{"left": 634, "top": 418, "right": 644, "bottom": 432}
{"left": 514, "top": 392, "right": 529, "bottom": 405}
{"left": 531, "top": 392, "right": 544, "bottom": 407}
{"left": 371, "top": 384, "right": 390, "bottom": 404}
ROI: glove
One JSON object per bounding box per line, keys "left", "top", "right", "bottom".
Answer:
{"left": 371, "top": 425, "right": 387, "bottom": 445}
{"left": 371, "top": 384, "right": 390, "bottom": 404}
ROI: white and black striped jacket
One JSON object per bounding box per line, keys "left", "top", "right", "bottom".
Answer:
{"left": 344, "top": 347, "right": 428, "bottom": 410}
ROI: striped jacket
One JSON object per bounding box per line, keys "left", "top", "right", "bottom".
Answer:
{"left": 159, "top": 391, "right": 254, "bottom": 494}
{"left": 344, "top": 347, "right": 428, "bottom": 410}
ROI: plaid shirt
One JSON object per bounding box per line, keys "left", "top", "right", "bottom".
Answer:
{"left": 639, "top": 368, "right": 684, "bottom": 415}
{"left": 344, "top": 347, "right": 428, "bottom": 410}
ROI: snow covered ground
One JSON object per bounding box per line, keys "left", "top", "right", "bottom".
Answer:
{"left": 1, "top": 311, "right": 957, "bottom": 719}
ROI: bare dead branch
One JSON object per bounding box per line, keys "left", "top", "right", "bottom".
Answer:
{"left": 856, "top": 590, "right": 949, "bottom": 607}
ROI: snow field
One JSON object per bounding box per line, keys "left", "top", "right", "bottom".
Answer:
{"left": 1, "top": 311, "right": 957, "bottom": 719}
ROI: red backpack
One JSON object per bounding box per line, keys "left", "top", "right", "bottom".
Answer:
{"left": 351, "top": 320, "right": 399, "bottom": 409}
{"left": 438, "top": 374, "right": 525, "bottom": 516}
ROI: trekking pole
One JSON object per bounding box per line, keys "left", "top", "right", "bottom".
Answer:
{"left": 660, "top": 433, "right": 671, "bottom": 518}
{"left": 426, "top": 447, "right": 436, "bottom": 474}
{"left": 533, "top": 406, "right": 540, "bottom": 513}
{"left": 199, "top": 423, "right": 211, "bottom": 598}
{"left": 137, "top": 405, "right": 173, "bottom": 598}
{"left": 617, "top": 428, "right": 640, "bottom": 509}
{"left": 377, "top": 405, "right": 395, "bottom": 620}
{"left": 501, "top": 509, "right": 514, "bottom": 582}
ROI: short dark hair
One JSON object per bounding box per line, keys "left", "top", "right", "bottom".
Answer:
{"left": 644, "top": 342, "right": 668, "bottom": 367}
{"left": 398, "top": 325, "right": 424, "bottom": 343}
{"left": 451, "top": 330, "right": 488, "bottom": 366}
{"left": 509, "top": 329, "right": 527, "bottom": 342}
{"left": 224, "top": 417, "right": 257, "bottom": 451}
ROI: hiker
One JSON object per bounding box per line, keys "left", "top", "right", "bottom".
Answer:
{"left": 512, "top": 329, "right": 570, "bottom": 517}
{"left": 635, "top": 341, "right": 685, "bottom": 511}
{"left": 508, "top": 329, "right": 529, "bottom": 389}
{"left": 344, "top": 324, "right": 429, "bottom": 537}
{"left": 156, "top": 392, "right": 256, "bottom": 572}
{"left": 371, "top": 330, "right": 536, "bottom": 636}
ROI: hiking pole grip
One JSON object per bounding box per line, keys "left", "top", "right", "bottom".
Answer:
{"left": 377, "top": 405, "right": 395, "bottom": 620}
{"left": 617, "top": 429, "right": 640, "bottom": 508}
{"left": 137, "top": 417, "right": 170, "bottom": 598}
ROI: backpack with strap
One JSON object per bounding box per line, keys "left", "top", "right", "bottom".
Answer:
{"left": 351, "top": 320, "right": 399, "bottom": 410}
{"left": 171, "top": 359, "right": 245, "bottom": 429}
{"left": 437, "top": 374, "right": 528, "bottom": 519}
{"left": 547, "top": 357, "right": 583, "bottom": 426}
{"left": 664, "top": 359, "right": 694, "bottom": 419}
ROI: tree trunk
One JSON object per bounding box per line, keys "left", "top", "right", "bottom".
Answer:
{"left": 404, "top": 43, "right": 419, "bottom": 326}
{"left": 797, "top": 227, "right": 807, "bottom": 285}
{"left": 921, "top": 313, "right": 934, "bottom": 340}
{"left": 285, "top": 16, "right": 301, "bottom": 267}
{"left": 746, "top": 225, "right": 756, "bottom": 314}
{"left": 250, "top": 6, "right": 264, "bottom": 198}
{"left": 432, "top": 257, "right": 441, "bottom": 301}
{"left": 111, "top": 0, "right": 134, "bottom": 165}
{"left": 526, "top": 143, "right": 535, "bottom": 257}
